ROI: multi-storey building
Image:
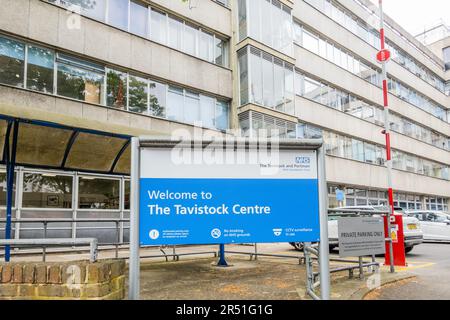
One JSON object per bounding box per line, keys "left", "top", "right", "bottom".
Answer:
{"left": 0, "top": 0, "right": 448, "bottom": 243}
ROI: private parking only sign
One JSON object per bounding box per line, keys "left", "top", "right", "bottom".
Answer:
{"left": 138, "top": 146, "right": 320, "bottom": 246}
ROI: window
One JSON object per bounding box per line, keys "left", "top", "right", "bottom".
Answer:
{"left": 26, "top": 45, "right": 54, "bottom": 93}
{"left": 78, "top": 177, "right": 120, "bottom": 210}
{"left": 443, "top": 47, "right": 450, "bottom": 71}
{"left": 184, "top": 23, "right": 198, "bottom": 56}
{"left": 184, "top": 91, "right": 200, "bottom": 124}
{"left": 168, "top": 16, "right": 183, "bottom": 51}
{"left": 167, "top": 86, "right": 184, "bottom": 121}
{"left": 0, "top": 171, "right": 15, "bottom": 207}
{"left": 128, "top": 75, "right": 148, "bottom": 114}
{"left": 124, "top": 180, "right": 130, "bottom": 210}
{"left": 130, "top": 1, "right": 148, "bottom": 37}
{"left": 303, "top": 30, "right": 319, "bottom": 54}
{"left": 262, "top": 54, "right": 274, "bottom": 108}
{"left": 238, "top": 50, "right": 249, "bottom": 105}
{"left": 22, "top": 173, "right": 72, "bottom": 209}
{"left": 108, "top": 0, "right": 129, "bottom": 30}
{"left": 250, "top": 50, "right": 263, "bottom": 105}
{"left": 200, "top": 95, "right": 215, "bottom": 128}
{"left": 106, "top": 68, "right": 127, "bottom": 110}
{"left": 62, "top": 0, "right": 106, "bottom": 21}
{"left": 215, "top": 100, "right": 229, "bottom": 130}
{"left": 303, "top": 77, "right": 321, "bottom": 102}
{"left": 149, "top": 80, "right": 166, "bottom": 117}
{"left": 238, "top": 0, "right": 248, "bottom": 40}
{"left": 215, "top": 37, "right": 227, "bottom": 66}
{"left": 150, "top": 9, "right": 167, "bottom": 44}
{"left": 239, "top": 0, "right": 292, "bottom": 55}
{"left": 199, "top": 31, "right": 214, "bottom": 62}
{"left": 56, "top": 54, "right": 104, "bottom": 104}
{"left": 0, "top": 36, "right": 25, "bottom": 87}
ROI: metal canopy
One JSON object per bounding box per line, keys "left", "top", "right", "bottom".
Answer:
{"left": 0, "top": 115, "right": 132, "bottom": 175}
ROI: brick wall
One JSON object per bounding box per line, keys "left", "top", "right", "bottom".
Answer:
{"left": 0, "top": 259, "right": 125, "bottom": 300}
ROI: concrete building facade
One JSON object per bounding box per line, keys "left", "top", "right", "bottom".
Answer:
{"left": 0, "top": 0, "right": 448, "bottom": 243}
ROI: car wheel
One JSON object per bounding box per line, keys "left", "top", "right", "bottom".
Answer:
{"left": 405, "top": 246, "right": 414, "bottom": 254}
{"left": 290, "top": 242, "right": 304, "bottom": 251}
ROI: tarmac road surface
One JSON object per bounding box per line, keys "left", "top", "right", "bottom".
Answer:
{"left": 364, "top": 243, "right": 450, "bottom": 300}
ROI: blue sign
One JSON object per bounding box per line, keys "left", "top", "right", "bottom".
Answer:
{"left": 139, "top": 148, "right": 321, "bottom": 246}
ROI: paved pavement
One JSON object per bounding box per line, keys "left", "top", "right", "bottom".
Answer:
{"left": 364, "top": 243, "right": 450, "bottom": 300}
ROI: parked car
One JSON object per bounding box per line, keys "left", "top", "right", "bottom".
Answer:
{"left": 290, "top": 205, "right": 423, "bottom": 253}
{"left": 405, "top": 210, "right": 450, "bottom": 242}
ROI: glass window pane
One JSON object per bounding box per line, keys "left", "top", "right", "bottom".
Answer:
{"left": 200, "top": 95, "right": 215, "bottom": 128}
{"left": 238, "top": 50, "right": 249, "bottom": 105}
{"left": 250, "top": 51, "right": 263, "bottom": 105}
{"left": 151, "top": 9, "right": 167, "bottom": 44}
{"left": 304, "top": 78, "right": 321, "bottom": 101}
{"left": 168, "top": 16, "right": 183, "bottom": 50}
{"left": 238, "top": 0, "right": 247, "bottom": 40}
{"left": 108, "top": 0, "right": 129, "bottom": 30}
{"left": 0, "top": 171, "right": 16, "bottom": 207}
{"left": 124, "top": 180, "right": 130, "bottom": 210}
{"left": 22, "top": 173, "right": 72, "bottom": 209}
{"left": 167, "top": 86, "right": 184, "bottom": 121}
{"left": 215, "top": 100, "right": 229, "bottom": 130}
{"left": 262, "top": 55, "right": 274, "bottom": 107}
{"left": 106, "top": 68, "right": 127, "bottom": 110}
{"left": 215, "top": 37, "right": 226, "bottom": 66}
{"left": 273, "top": 60, "right": 285, "bottom": 111}
{"left": 303, "top": 30, "right": 319, "bottom": 54}
{"left": 78, "top": 177, "right": 119, "bottom": 210}
{"left": 64, "top": 0, "right": 106, "bottom": 21}
{"left": 128, "top": 75, "right": 148, "bottom": 114}
{"left": 199, "top": 31, "right": 214, "bottom": 62}
{"left": 184, "top": 91, "right": 200, "bottom": 123}
{"left": 130, "top": 0, "right": 148, "bottom": 37}
{"left": 0, "top": 36, "right": 25, "bottom": 87}
{"left": 26, "top": 45, "right": 54, "bottom": 93}
{"left": 184, "top": 23, "right": 198, "bottom": 56}
{"left": 149, "top": 80, "right": 166, "bottom": 117}
{"left": 57, "top": 56, "right": 104, "bottom": 104}
{"left": 284, "top": 66, "right": 295, "bottom": 114}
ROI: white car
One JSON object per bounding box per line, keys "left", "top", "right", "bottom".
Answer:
{"left": 406, "top": 210, "right": 450, "bottom": 242}
{"left": 290, "top": 205, "right": 423, "bottom": 253}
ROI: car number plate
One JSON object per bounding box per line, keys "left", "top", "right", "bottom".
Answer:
{"left": 407, "top": 224, "right": 417, "bottom": 230}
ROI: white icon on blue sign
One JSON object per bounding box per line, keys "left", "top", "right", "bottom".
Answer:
{"left": 273, "top": 228, "right": 282, "bottom": 236}
{"left": 211, "top": 228, "right": 221, "bottom": 239}
{"left": 149, "top": 229, "right": 160, "bottom": 240}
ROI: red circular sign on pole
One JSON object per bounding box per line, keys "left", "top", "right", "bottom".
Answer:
{"left": 376, "top": 49, "right": 391, "bottom": 63}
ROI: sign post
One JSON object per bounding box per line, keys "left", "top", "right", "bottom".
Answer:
{"left": 129, "top": 136, "right": 329, "bottom": 300}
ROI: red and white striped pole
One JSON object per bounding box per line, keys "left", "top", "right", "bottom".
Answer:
{"left": 378, "top": 0, "right": 395, "bottom": 273}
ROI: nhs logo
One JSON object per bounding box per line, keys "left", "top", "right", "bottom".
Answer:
{"left": 295, "top": 156, "right": 310, "bottom": 164}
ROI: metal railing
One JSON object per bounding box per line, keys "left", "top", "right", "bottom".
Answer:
{"left": 0, "top": 238, "right": 98, "bottom": 262}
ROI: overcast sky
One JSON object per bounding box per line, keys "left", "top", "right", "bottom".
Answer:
{"left": 368, "top": 0, "right": 450, "bottom": 36}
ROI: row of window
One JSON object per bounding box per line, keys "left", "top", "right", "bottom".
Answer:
{"left": 236, "top": 110, "right": 449, "bottom": 180}
{"left": 238, "top": 46, "right": 295, "bottom": 114}
{"left": 47, "top": 0, "right": 228, "bottom": 67}
{"left": 353, "top": 0, "right": 445, "bottom": 72}
{"left": 305, "top": 0, "right": 446, "bottom": 93}
{"left": 322, "top": 130, "right": 449, "bottom": 180}
{"left": 237, "top": 0, "right": 293, "bottom": 56}
{"left": 295, "top": 72, "right": 450, "bottom": 151}
{"left": 295, "top": 23, "right": 449, "bottom": 122}
{"left": 328, "top": 185, "right": 448, "bottom": 212}
{"left": 0, "top": 35, "right": 229, "bottom": 130}
{"left": 0, "top": 171, "right": 129, "bottom": 210}
{"left": 387, "top": 77, "right": 448, "bottom": 122}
